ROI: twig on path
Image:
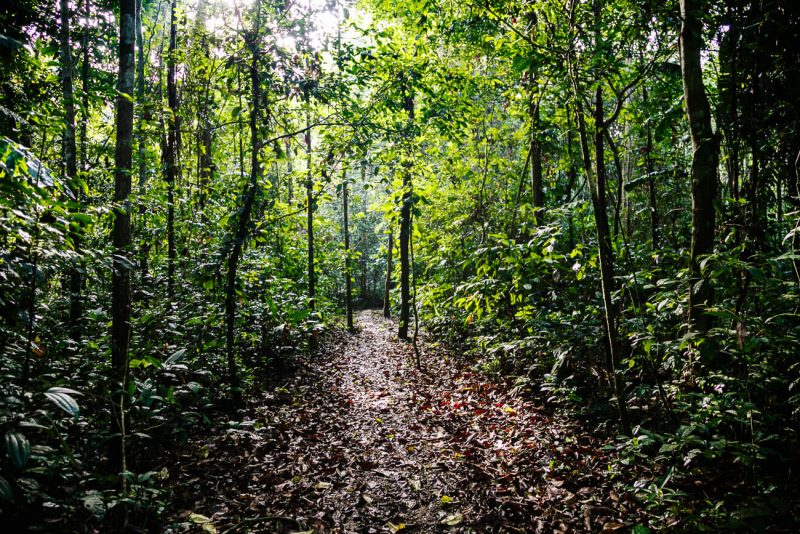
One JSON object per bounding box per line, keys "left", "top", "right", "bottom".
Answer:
{"left": 410, "top": 202, "right": 422, "bottom": 369}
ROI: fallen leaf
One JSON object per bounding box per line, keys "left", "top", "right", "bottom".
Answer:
{"left": 441, "top": 513, "right": 463, "bottom": 526}
{"left": 602, "top": 522, "right": 626, "bottom": 533}
{"left": 189, "top": 513, "right": 216, "bottom": 533}
{"left": 387, "top": 522, "right": 407, "bottom": 532}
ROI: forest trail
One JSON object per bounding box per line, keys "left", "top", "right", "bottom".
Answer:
{"left": 168, "top": 311, "right": 642, "bottom": 533}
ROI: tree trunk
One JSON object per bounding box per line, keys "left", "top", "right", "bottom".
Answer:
{"left": 398, "top": 85, "right": 414, "bottom": 340}
{"left": 111, "top": 0, "right": 136, "bottom": 482}
{"left": 79, "top": 0, "right": 90, "bottom": 172}
{"left": 60, "top": 0, "right": 81, "bottom": 341}
{"left": 398, "top": 174, "right": 411, "bottom": 340}
{"left": 568, "top": 0, "right": 629, "bottom": 433}
{"left": 383, "top": 227, "right": 393, "bottom": 318}
{"left": 571, "top": 88, "right": 629, "bottom": 433}
{"left": 136, "top": 0, "right": 150, "bottom": 294}
{"left": 529, "top": 91, "right": 544, "bottom": 224}
{"left": 565, "top": 105, "right": 577, "bottom": 250}
{"left": 718, "top": 6, "right": 740, "bottom": 203}
{"left": 196, "top": 0, "right": 214, "bottom": 215}
{"left": 225, "top": 12, "right": 263, "bottom": 407}
{"left": 165, "top": 0, "right": 178, "bottom": 303}
{"left": 680, "top": 0, "right": 718, "bottom": 334}
{"left": 343, "top": 167, "right": 354, "bottom": 330}
{"left": 305, "top": 104, "right": 315, "bottom": 316}
{"left": 642, "top": 85, "right": 660, "bottom": 252}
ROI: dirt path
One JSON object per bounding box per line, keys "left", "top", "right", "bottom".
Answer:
{"left": 168, "top": 311, "right": 645, "bottom": 533}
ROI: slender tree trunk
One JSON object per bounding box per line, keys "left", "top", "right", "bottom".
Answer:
{"left": 22, "top": 134, "right": 48, "bottom": 386}
{"left": 196, "top": 0, "right": 214, "bottom": 215}
{"left": 79, "top": 0, "right": 90, "bottom": 172}
{"left": 286, "top": 141, "right": 294, "bottom": 202}
{"left": 568, "top": 0, "right": 629, "bottom": 433}
{"left": 606, "top": 130, "right": 625, "bottom": 239}
{"left": 529, "top": 91, "right": 544, "bottom": 224}
{"left": 343, "top": 167, "right": 354, "bottom": 330}
{"left": 198, "top": 94, "right": 213, "bottom": 213}
{"left": 305, "top": 102, "right": 315, "bottom": 316}
{"left": 111, "top": 0, "right": 136, "bottom": 484}
{"left": 135, "top": 0, "right": 150, "bottom": 294}
{"left": 574, "top": 83, "right": 629, "bottom": 433}
{"left": 527, "top": 12, "right": 544, "bottom": 224}
{"left": 719, "top": 6, "right": 740, "bottom": 203}
{"left": 642, "top": 85, "right": 659, "bottom": 252}
{"left": 565, "top": 105, "right": 577, "bottom": 250}
{"left": 165, "top": 0, "right": 178, "bottom": 302}
{"left": 680, "top": 0, "right": 718, "bottom": 334}
{"left": 399, "top": 172, "right": 411, "bottom": 340}
{"left": 60, "top": 0, "right": 81, "bottom": 341}
{"left": 225, "top": 12, "right": 263, "bottom": 407}
{"left": 383, "top": 228, "right": 393, "bottom": 318}
{"left": 398, "top": 84, "right": 414, "bottom": 340}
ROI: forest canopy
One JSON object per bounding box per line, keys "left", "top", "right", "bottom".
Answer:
{"left": 1, "top": 0, "right": 800, "bottom": 530}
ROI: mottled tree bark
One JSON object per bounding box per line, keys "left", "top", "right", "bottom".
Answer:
{"left": 111, "top": 0, "right": 136, "bottom": 479}
{"left": 680, "top": 0, "right": 718, "bottom": 334}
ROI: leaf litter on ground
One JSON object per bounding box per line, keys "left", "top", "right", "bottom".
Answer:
{"left": 165, "top": 310, "right": 656, "bottom": 533}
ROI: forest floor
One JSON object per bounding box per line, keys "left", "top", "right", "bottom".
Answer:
{"left": 165, "top": 310, "right": 653, "bottom": 533}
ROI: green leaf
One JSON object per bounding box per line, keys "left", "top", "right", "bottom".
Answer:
{"left": 47, "top": 386, "right": 82, "bottom": 396}
{"left": 512, "top": 55, "right": 533, "bottom": 74}
{"left": 165, "top": 348, "right": 187, "bottom": 365}
{"left": 4, "top": 431, "right": 31, "bottom": 468}
{"left": 0, "top": 474, "right": 13, "bottom": 502}
{"left": 82, "top": 490, "right": 106, "bottom": 520}
{"left": 44, "top": 388, "right": 80, "bottom": 418}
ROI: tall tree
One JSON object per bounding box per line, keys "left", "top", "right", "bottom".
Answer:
{"left": 136, "top": 0, "right": 150, "bottom": 292}
{"left": 642, "top": 84, "right": 660, "bottom": 252}
{"left": 527, "top": 10, "right": 544, "bottom": 225}
{"left": 111, "top": 0, "right": 136, "bottom": 480}
{"left": 78, "top": 0, "right": 91, "bottom": 171}
{"left": 305, "top": 106, "right": 315, "bottom": 317}
{"left": 397, "top": 81, "right": 413, "bottom": 340}
{"left": 342, "top": 165, "right": 354, "bottom": 330}
{"left": 569, "top": 0, "right": 629, "bottom": 432}
{"left": 60, "top": 0, "right": 81, "bottom": 341}
{"left": 679, "top": 0, "right": 718, "bottom": 334}
{"left": 224, "top": 0, "right": 265, "bottom": 406}
{"left": 165, "top": 0, "right": 178, "bottom": 302}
